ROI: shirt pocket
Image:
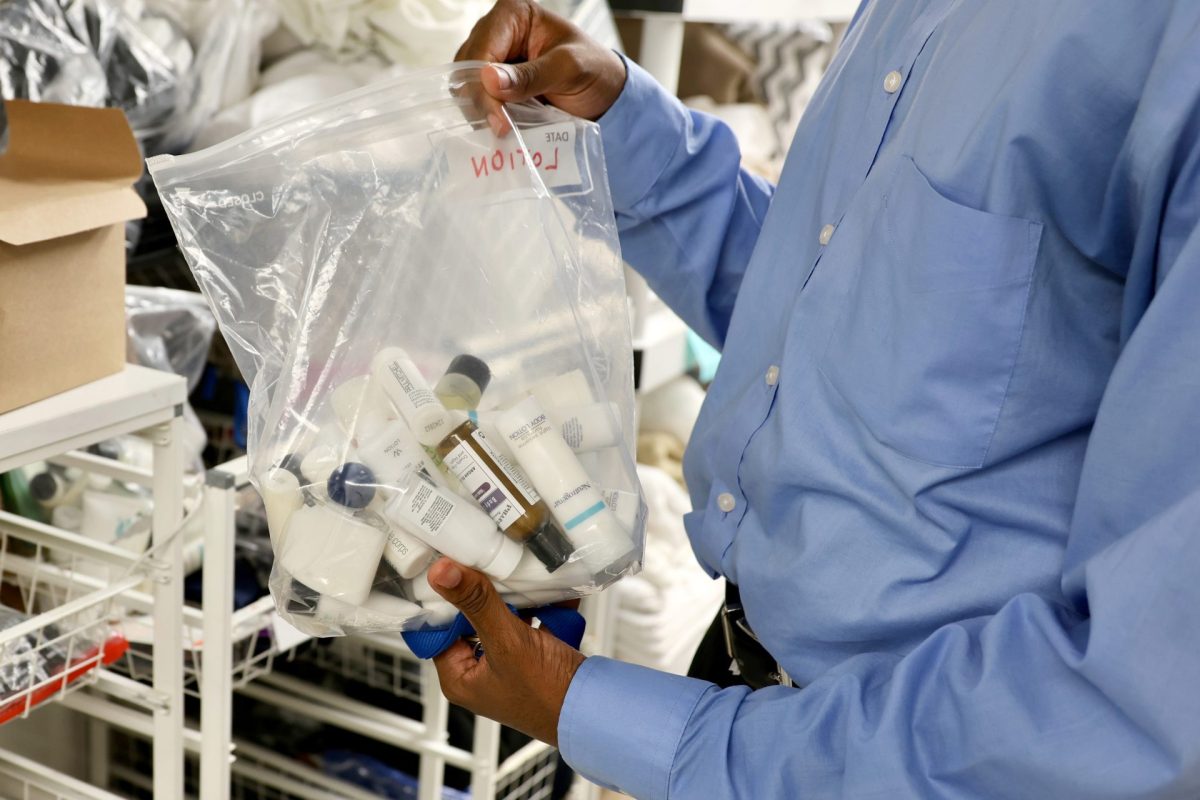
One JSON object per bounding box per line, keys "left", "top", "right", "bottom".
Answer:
{"left": 818, "top": 156, "right": 1043, "bottom": 469}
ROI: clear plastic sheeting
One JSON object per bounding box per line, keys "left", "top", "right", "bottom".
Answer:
{"left": 124, "top": 286, "right": 216, "bottom": 470}
{"left": 149, "top": 63, "right": 645, "bottom": 636}
{"left": 125, "top": 286, "right": 215, "bottom": 392}
{"left": 0, "top": 0, "right": 192, "bottom": 153}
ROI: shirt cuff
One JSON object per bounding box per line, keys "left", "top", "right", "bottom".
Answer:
{"left": 558, "top": 656, "right": 712, "bottom": 800}
{"left": 597, "top": 54, "right": 689, "bottom": 213}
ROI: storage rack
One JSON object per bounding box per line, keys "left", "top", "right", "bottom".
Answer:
{"left": 0, "top": 364, "right": 188, "bottom": 799}
{"left": 2, "top": 434, "right": 609, "bottom": 796}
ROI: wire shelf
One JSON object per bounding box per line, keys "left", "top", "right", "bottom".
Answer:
{"left": 111, "top": 598, "right": 301, "bottom": 700}
{"left": 304, "top": 634, "right": 425, "bottom": 705}
{"left": 496, "top": 742, "right": 559, "bottom": 800}
{"left": 0, "top": 521, "right": 138, "bottom": 725}
{"left": 0, "top": 746, "right": 126, "bottom": 800}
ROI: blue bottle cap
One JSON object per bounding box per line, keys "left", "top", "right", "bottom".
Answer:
{"left": 327, "top": 462, "right": 376, "bottom": 509}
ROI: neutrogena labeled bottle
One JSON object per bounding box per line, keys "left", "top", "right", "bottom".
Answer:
{"left": 496, "top": 395, "right": 637, "bottom": 576}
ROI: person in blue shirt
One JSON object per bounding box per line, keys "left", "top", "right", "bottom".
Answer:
{"left": 423, "top": 1, "right": 1200, "bottom": 797}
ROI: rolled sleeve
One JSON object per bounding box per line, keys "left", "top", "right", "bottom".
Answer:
{"left": 596, "top": 55, "right": 689, "bottom": 213}
{"left": 558, "top": 656, "right": 712, "bottom": 800}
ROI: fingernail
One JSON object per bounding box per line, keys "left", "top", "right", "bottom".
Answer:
{"left": 434, "top": 563, "right": 463, "bottom": 589}
{"left": 487, "top": 112, "right": 502, "bottom": 134}
{"left": 491, "top": 63, "right": 516, "bottom": 90}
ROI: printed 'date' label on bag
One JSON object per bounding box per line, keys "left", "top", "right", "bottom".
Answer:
{"left": 441, "top": 122, "right": 582, "bottom": 193}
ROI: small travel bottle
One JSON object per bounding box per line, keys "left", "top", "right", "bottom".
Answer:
{"left": 382, "top": 468, "right": 523, "bottom": 579}
{"left": 427, "top": 412, "right": 574, "bottom": 572}
{"left": 434, "top": 354, "right": 492, "bottom": 410}
{"left": 29, "top": 467, "right": 86, "bottom": 508}
{"left": 496, "top": 395, "right": 636, "bottom": 576}
{"left": 530, "top": 369, "right": 622, "bottom": 452}
{"left": 356, "top": 419, "right": 445, "bottom": 488}
{"left": 259, "top": 466, "right": 303, "bottom": 547}
{"left": 277, "top": 494, "right": 387, "bottom": 608}
{"left": 371, "top": 347, "right": 454, "bottom": 446}
{"left": 326, "top": 462, "right": 434, "bottom": 579}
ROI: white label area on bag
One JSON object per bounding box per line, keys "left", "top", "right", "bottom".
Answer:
{"left": 444, "top": 441, "right": 528, "bottom": 531}
{"left": 442, "top": 122, "right": 582, "bottom": 191}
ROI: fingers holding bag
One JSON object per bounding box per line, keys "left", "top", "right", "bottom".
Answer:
{"left": 456, "top": 0, "right": 626, "bottom": 133}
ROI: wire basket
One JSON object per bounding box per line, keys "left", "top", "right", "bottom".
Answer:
{"left": 111, "top": 598, "right": 301, "bottom": 700}
{"left": 0, "top": 518, "right": 137, "bottom": 725}
{"left": 495, "top": 742, "right": 560, "bottom": 800}
{"left": 304, "top": 634, "right": 425, "bottom": 705}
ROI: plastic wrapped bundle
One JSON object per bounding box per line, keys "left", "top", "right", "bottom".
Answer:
{"left": 149, "top": 63, "right": 645, "bottom": 636}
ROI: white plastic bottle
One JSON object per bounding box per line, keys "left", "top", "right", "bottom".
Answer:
{"left": 259, "top": 467, "right": 303, "bottom": 547}
{"left": 370, "top": 347, "right": 451, "bottom": 446}
{"left": 496, "top": 395, "right": 636, "bottom": 576}
{"left": 356, "top": 420, "right": 445, "bottom": 487}
{"left": 530, "top": 370, "right": 621, "bottom": 452}
{"left": 382, "top": 470, "right": 523, "bottom": 579}
{"left": 277, "top": 499, "right": 387, "bottom": 607}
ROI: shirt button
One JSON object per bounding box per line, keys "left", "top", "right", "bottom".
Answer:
{"left": 717, "top": 492, "right": 736, "bottom": 513}
{"left": 819, "top": 223, "right": 835, "bottom": 245}
{"left": 883, "top": 70, "right": 904, "bottom": 93}
{"left": 765, "top": 365, "right": 780, "bottom": 386}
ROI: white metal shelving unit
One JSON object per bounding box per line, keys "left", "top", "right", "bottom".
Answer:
{"left": 0, "top": 364, "right": 188, "bottom": 799}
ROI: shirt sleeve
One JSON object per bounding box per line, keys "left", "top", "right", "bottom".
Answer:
{"left": 559, "top": 104, "right": 1200, "bottom": 800}
{"left": 597, "top": 56, "right": 775, "bottom": 349}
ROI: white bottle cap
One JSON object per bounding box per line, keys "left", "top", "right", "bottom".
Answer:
{"left": 530, "top": 369, "right": 594, "bottom": 409}
{"left": 480, "top": 534, "right": 524, "bottom": 580}
{"left": 260, "top": 467, "right": 303, "bottom": 547}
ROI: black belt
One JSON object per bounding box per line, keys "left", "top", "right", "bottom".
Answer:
{"left": 721, "top": 583, "right": 795, "bottom": 690}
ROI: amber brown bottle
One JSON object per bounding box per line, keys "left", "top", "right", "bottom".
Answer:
{"left": 435, "top": 417, "right": 574, "bottom": 572}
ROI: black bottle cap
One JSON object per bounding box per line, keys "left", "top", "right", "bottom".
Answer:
{"left": 327, "top": 462, "right": 376, "bottom": 509}
{"left": 29, "top": 472, "right": 58, "bottom": 502}
{"left": 524, "top": 523, "right": 575, "bottom": 573}
{"left": 445, "top": 354, "right": 492, "bottom": 394}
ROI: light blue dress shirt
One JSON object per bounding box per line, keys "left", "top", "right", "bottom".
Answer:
{"left": 557, "top": 2, "right": 1200, "bottom": 797}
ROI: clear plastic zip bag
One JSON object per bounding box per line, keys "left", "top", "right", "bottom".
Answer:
{"left": 148, "top": 62, "right": 645, "bottom": 636}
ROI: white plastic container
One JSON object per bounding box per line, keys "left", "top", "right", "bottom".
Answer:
{"left": 278, "top": 502, "right": 386, "bottom": 606}
{"left": 383, "top": 471, "right": 523, "bottom": 579}
{"left": 496, "top": 396, "right": 636, "bottom": 576}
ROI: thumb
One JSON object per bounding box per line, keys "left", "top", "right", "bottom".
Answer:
{"left": 428, "top": 557, "right": 518, "bottom": 646}
{"left": 482, "top": 54, "right": 565, "bottom": 102}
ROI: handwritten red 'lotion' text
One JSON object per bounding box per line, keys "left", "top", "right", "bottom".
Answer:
{"left": 469, "top": 130, "right": 570, "bottom": 179}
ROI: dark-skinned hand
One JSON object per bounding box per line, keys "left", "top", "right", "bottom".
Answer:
{"left": 428, "top": 556, "right": 586, "bottom": 746}
{"left": 455, "top": 0, "right": 627, "bottom": 135}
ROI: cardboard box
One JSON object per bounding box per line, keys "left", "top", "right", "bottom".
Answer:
{"left": 0, "top": 100, "right": 146, "bottom": 415}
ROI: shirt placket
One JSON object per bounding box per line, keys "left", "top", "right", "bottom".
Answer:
{"left": 704, "top": 0, "right": 955, "bottom": 577}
